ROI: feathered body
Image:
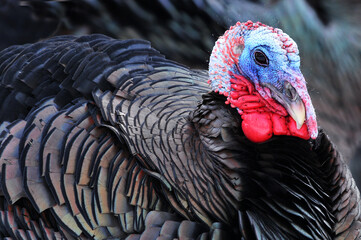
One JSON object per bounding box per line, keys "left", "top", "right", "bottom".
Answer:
{"left": 3, "top": 1, "right": 361, "bottom": 165}
{"left": 0, "top": 22, "right": 359, "bottom": 239}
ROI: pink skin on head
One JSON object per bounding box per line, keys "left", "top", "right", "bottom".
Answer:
{"left": 209, "top": 20, "right": 318, "bottom": 142}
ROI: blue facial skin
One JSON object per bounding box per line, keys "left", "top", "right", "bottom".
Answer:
{"left": 236, "top": 31, "right": 302, "bottom": 94}
{"left": 209, "top": 22, "right": 318, "bottom": 138}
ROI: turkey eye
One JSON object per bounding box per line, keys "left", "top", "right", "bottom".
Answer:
{"left": 254, "top": 50, "right": 269, "bottom": 66}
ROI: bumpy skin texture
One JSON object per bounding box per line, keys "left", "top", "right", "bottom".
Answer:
{"left": 0, "top": 32, "right": 359, "bottom": 239}
{"left": 226, "top": 74, "right": 309, "bottom": 142}
{"left": 208, "top": 21, "right": 317, "bottom": 142}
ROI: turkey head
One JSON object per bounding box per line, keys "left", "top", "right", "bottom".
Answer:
{"left": 209, "top": 21, "right": 317, "bottom": 143}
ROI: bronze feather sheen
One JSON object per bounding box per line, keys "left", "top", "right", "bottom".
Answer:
{"left": 0, "top": 34, "right": 359, "bottom": 239}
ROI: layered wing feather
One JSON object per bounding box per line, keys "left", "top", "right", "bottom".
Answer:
{"left": 0, "top": 34, "right": 360, "bottom": 240}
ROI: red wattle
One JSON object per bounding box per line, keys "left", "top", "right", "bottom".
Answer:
{"left": 242, "top": 113, "right": 272, "bottom": 143}
{"left": 242, "top": 112, "right": 310, "bottom": 142}
{"left": 288, "top": 117, "right": 310, "bottom": 140}
{"left": 271, "top": 114, "right": 288, "bottom": 135}
{"left": 222, "top": 74, "right": 312, "bottom": 143}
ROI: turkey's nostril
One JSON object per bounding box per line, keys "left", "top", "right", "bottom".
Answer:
{"left": 284, "top": 82, "right": 298, "bottom": 101}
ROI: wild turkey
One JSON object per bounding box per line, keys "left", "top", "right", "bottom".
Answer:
{"left": 5, "top": 0, "right": 361, "bottom": 178}
{"left": 0, "top": 21, "right": 360, "bottom": 239}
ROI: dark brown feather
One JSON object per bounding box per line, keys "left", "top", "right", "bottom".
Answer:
{"left": 0, "top": 34, "right": 359, "bottom": 239}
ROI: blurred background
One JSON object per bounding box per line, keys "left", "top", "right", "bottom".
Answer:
{"left": 1, "top": 0, "right": 361, "bottom": 185}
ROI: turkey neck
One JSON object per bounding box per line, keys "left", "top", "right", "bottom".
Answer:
{"left": 183, "top": 92, "right": 335, "bottom": 239}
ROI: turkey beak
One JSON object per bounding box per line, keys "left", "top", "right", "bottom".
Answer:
{"left": 281, "top": 82, "right": 305, "bottom": 129}
{"left": 287, "top": 96, "right": 306, "bottom": 129}
{"left": 265, "top": 81, "right": 306, "bottom": 129}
